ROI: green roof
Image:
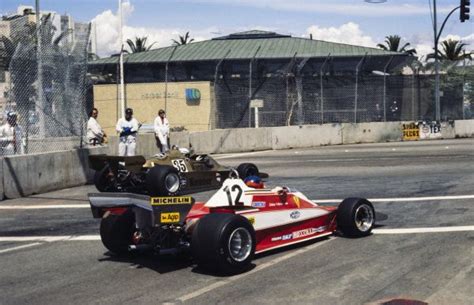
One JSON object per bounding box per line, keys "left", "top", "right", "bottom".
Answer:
{"left": 91, "top": 30, "right": 405, "bottom": 65}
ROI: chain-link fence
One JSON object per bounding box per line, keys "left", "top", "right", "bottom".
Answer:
{"left": 213, "top": 57, "right": 473, "bottom": 129}
{"left": 0, "top": 13, "right": 90, "bottom": 156}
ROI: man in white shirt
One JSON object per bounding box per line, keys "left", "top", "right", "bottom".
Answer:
{"left": 154, "top": 109, "right": 170, "bottom": 153}
{"left": 0, "top": 112, "right": 25, "bottom": 155}
{"left": 87, "top": 108, "right": 106, "bottom": 146}
{"left": 116, "top": 108, "right": 140, "bottom": 156}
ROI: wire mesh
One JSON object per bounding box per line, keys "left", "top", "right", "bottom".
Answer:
{"left": 0, "top": 13, "right": 90, "bottom": 156}
{"left": 212, "top": 58, "right": 473, "bottom": 129}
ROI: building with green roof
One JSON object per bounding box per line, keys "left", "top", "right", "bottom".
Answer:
{"left": 89, "top": 30, "right": 437, "bottom": 132}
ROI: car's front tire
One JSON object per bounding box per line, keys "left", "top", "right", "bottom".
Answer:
{"left": 192, "top": 213, "right": 256, "bottom": 274}
{"left": 337, "top": 198, "right": 375, "bottom": 237}
{"left": 100, "top": 208, "right": 135, "bottom": 255}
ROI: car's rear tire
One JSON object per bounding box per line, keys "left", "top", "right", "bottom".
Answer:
{"left": 94, "top": 164, "right": 117, "bottom": 192}
{"left": 192, "top": 213, "right": 256, "bottom": 274}
{"left": 236, "top": 163, "right": 259, "bottom": 179}
{"left": 337, "top": 198, "right": 375, "bottom": 237}
{"left": 100, "top": 208, "right": 135, "bottom": 255}
{"left": 146, "top": 165, "right": 181, "bottom": 196}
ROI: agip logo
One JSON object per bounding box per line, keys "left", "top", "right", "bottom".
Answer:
{"left": 185, "top": 88, "right": 201, "bottom": 105}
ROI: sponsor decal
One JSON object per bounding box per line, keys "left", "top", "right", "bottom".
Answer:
{"left": 402, "top": 122, "right": 420, "bottom": 141}
{"left": 271, "top": 227, "right": 327, "bottom": 242}
{"left": 160, "top": 212, "right": 180, "bottom": 223}
{"left": 246, "top": 216, "right": 256, "bottom": 225}
{"left": 151, "top": 196, "right": 193, "bottom": 205}
{"left": 293, "top": 196, "right": 301, "bottom": 208}
{"left": 292, "top": 226, "right": 327, "bottom": 239}
{"left": 252, "top": 201, "right": 266, "bottom": 208}
{"left": 290, "top": 211, "right": 301, "bottom": 219}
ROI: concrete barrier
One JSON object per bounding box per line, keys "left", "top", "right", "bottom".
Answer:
{"left": 189, "top": 128, "right": 272, "bottom": 154}
{"left": 342, "top": 122, "right": 402, "bottom": 144}
{"left": 271, "top": 124, "right": 342, "bottom": 150}
{"left": 454, "top": 119, "right": 474, "bottom": 138}
{"left": 2, "top": 146, "right": 107, "bottom": 199}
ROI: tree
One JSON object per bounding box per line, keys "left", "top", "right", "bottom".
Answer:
{"left": 377, "top": 35, "right": 417, "bottom": 56}
{"left": 172, "top": 32, "right": 194, "bottom": 46}
{"left": 427, "top": 39, "right": 472, "bottom": 61}
{"left": 126, "top": 36, "right": 156, "bottom": 53}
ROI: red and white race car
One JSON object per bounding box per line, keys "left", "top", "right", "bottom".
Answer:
{"left": 89, "top": 178, "right": 375, "bottom": 274}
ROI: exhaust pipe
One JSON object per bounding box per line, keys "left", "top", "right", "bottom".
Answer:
{"left": 128, "top": 244, "right": 152, "bottom": 252}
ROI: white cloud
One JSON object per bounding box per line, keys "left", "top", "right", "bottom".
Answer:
{"left": 183, "top": 0, "right": 454, "bottom": 16}
{"left": 305, "top": 22, "right": 377, "bottom": 48}
{"left": 91, "top": 0, "right": 215, "bottom": 57}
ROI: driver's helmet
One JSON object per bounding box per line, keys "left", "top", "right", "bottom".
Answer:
{"left": 244, "top": 176, "right": 264, "bottom": 189}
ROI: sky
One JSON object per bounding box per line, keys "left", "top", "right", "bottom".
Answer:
{"left": 1, "top": 0, "right": 473, "bottom": 58}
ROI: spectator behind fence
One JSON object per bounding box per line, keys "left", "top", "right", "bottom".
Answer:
{"left": 116, "top": 108, "right": 139, "bottom": 156}
{"left": 0, "top": 111, "right": 25, "bottom": 155}
{"left": 87, "top": 108, "right": 107, "bottom": 146}
{"left": 154, "top": 109, "right": 170, "bottom": 153}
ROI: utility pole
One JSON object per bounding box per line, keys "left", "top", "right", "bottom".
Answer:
{"left": 433, "top": 0, "right": 440, "bottom": 121}
{"left": 118, "top": 0, "right": 125, "bottom": 119}
{"left": 35, "top": 0, "right": 45, "bottom": 139}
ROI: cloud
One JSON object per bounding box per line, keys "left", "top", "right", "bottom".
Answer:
{"left": 305, "top": 22, "right": 377, "bottom": 48}
{"left": 183, "top": 0, "right": 454, "bottom": 16}
{"left": 91, "top": 0, "right": 215, "bottom": 56}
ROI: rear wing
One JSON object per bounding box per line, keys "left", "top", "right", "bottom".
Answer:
{"left": 88, "top": 154, "right": 146, "bottom": 172}
{"left": 89, "top": 192, "right": 194, "bottom": 226}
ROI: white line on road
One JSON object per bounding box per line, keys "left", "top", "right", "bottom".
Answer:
{"left": 314, "top": 194, "right": 474, "bottom": 204}
{"left": 373, "top": 225, "right": 474, "bottom": 234}
{"left": 0, "top": 204, "right": 90, "bottom": 209}
{"left": 0, "top": 242, "right": 43, "bottom": 254}
{"left": 212, "top": 150, "right": 271, "bottom": 160}
{"left": 176, "top": 237, "right": 334, "bottom": 303}
{"left": 0, "top": 235, "right": 101, "bottom": 242}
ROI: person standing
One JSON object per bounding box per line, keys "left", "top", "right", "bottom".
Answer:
{"left": 116, "top": 108, "right": 139, "bottom": 156}
{"left": 0, "top": 112, "right": 25, "bottom": 155}
{"left": 87, "top": 108, "right": 106, "bottom": 146}
{"left": 154, "top": 109, "right": 170, "bottom": 153}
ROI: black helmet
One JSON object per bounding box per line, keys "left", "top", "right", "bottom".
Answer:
{"left": 125, "top": 108, "right": 133, "bottom": 115}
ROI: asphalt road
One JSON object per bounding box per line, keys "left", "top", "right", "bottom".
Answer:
{"left": 1, "top": 138, "right": 473, "bottom": 305}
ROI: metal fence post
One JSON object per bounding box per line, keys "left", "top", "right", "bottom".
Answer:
{"left": 248, "top": 46, "right": 261, "bottom": 127}
{"left": 354, "top": 54, "right": 367, "bottom": 123}
{"left": 320, "top": 54, "right": 331, "bottom": 124}
{"left": 383, "top": 56, "right": 394, "bottom": 122}
{"left": 164, "top": 46, "right": 178, "bottom": 113}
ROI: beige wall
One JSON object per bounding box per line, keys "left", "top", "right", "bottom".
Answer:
{"left": 93, "top": 81, "right": 214, "bottom": 134}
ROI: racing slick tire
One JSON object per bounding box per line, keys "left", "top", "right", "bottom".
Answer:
{"left": 94, "top": 164, "right": 118, "bottom": 192}
{"left": 100, "top": 208, "right": 135, "bottom": 255}
{"left": 236, "top": 163, "right": 259, "bottom": 179}
{"left": 146, "top": 165, "right": 181, "bottom": 196}
{"left": 337, "top": 198, "right": 375, "bottom": 237}
{"left": 192, "top": 213, "right": 256, "bottom": 274}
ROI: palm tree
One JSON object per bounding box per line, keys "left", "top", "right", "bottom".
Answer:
{"left": 126, "top": 36, "right": 156, "bottom": 53}
{"left": 377, "top": 35, "right": 417, "bottom": 56}
{"left": 172, "top": 32, "right": 194, "bottom": 46}
{"left": 427, "top": 39, "right": 472, "bottom": 61}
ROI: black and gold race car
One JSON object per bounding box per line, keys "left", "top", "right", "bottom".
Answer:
{"left": 89, "top": 147, "right": 267, "bottom": 196}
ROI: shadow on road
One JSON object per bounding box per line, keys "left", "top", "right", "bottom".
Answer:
{"left": 98, "top": 252, "right": 193, "bottom": 274}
